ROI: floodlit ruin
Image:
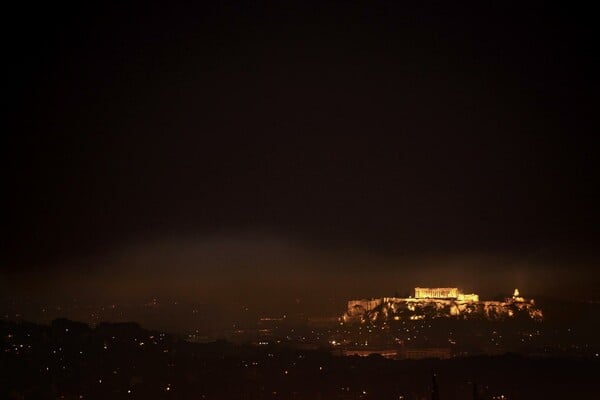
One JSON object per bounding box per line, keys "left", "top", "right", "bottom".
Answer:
{"left": 343, "top": 288, "right": 543, "bottom": 323}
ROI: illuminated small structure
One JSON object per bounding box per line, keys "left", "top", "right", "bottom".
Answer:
{"left": 457, "top": 293, "right": 479, "bottom": 302}
{"left": 511, "top": 288, "right": 525, "bottom": 302}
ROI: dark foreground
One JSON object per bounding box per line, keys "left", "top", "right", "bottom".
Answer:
{"left": 1, "top": 319, "right": 597, "bottom": 399}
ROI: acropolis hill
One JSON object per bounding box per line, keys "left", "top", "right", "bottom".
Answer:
{"left": 343, "top": 288, "right": 543, "bottom": 323}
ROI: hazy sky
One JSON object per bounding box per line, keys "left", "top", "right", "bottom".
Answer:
{"left": 3, "top": 2, "right": 598, "bottom": 307}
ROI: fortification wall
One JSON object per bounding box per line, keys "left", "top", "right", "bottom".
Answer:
{"left": 347, "top": 299, "right": 383, "bottom": 316}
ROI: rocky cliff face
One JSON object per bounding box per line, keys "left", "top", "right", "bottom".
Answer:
{"left": 343, "top": 297, "right": 543, "bottom": 323}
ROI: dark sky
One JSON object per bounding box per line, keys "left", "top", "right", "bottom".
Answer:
{"left": 3, "top": 1, "right": 599, "bottom": 306}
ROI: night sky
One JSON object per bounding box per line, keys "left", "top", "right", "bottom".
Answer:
{"left": 3, "top": 2, "right": 599, "bottom": 310}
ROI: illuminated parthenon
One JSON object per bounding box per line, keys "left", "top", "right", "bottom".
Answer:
{"left": 414, "top": 287, "right": 479, "bottom": 301}
{"left": 415, "top": 287, "right": 459, "bottom": 299}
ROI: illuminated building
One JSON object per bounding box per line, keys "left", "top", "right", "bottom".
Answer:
{"left": 414, "top": 287, "right": 479, "bottom": 301}
{"left": 511, "top": 288, "right": 525, "bottom": 303}
{"left": 415, "top": 287, "right": 460, "bottom": 299}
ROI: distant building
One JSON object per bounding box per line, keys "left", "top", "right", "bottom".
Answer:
{"left": 511, "top": 288, "right": 525, "bottom": 303}
{"left": 458, "top": 293, "right": 479, "bottom": 302}
{"left": 415, "top": 287, "right": 460, "bottom": 299}
{"left": 415, "top": 287, "right": 479, "bottom": 301}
